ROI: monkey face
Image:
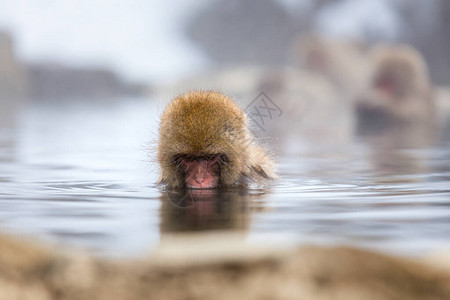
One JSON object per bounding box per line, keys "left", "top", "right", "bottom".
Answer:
{"left": 374, "top": 64, "right": 413, "bottom": 100}
{"left": 174, "top": 154, "right": 227, "bottom": 189}
{"left": 306, "top": 49, "right": 329, "bottom": 73}
{"left": 158, "top": 91, "right": 276, "bottom": 188}
{"left": 375, "top": 72, "right": 401, "bottom": 98}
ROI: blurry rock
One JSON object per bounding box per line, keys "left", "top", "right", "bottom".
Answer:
{"left": 0, "top": 31, "right": 28, "bottom": 103}
{"left": 0, "top": 30, "right": 148, "bottom": 103}
{"left": 26, "top": 63, "right": 146, "bottom": 101}
{"left": 1, "top": 232, "right": 450, "bottom": 300}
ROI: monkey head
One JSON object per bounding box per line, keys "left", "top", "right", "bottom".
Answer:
{"left": 158, "top": 91, "right": 261, "bottom": 189}
{"left": 356, "top": 45, "right": 434, "bottom": 125}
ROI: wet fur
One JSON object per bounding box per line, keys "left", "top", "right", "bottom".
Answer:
{"left": 158, "top": 91, "right": 276, "bottom": 188}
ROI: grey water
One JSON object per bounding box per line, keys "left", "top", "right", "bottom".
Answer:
{"left": 0, "top": 97, "right": 449, "bottom": 257}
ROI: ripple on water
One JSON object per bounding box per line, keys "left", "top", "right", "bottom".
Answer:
{"left": 0, "top": 99, "right": 449, "bottom": 257}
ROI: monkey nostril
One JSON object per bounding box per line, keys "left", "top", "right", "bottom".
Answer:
{"left": 195, "top": 170, "right": 205, "bottom": 184}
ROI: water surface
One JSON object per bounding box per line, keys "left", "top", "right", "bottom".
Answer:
{"left": 1, "top": 98, "right": 449, "bottom": 257}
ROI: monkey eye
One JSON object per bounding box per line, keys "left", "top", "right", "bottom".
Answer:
{"left": 172, "top": 155, "right": 187, "bottom": 167}
{"left": 172, "top": 154, "right": 228, "bottom": 167}
{"left": 206, "top": 154, "right": 217, "bottom": 161}
{"left": 210, "top": 154, "right": 228, "bottom": 165}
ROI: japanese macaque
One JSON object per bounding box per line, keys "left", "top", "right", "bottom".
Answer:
{"left": 356, "top": 46, "right": 437, "bottom": 179}
{"left": 157, "top": 91, "right": 276, "bottom": 189}
{"left": 356, "top": 45, "right": 434, "bottom": 132}
{"left": 0, "top": 31, "right": 29, "bottom": 102}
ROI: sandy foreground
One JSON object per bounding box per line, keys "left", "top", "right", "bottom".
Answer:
{"left": 1, "top": 232, "right": 450, "bottom": 300}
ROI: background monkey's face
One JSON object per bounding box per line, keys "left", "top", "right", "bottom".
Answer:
{"left": 373, "top": 61, "right": 414, "bottom": 100}
{"left": 355, "top": 46, "right": 433, "bottom": 124}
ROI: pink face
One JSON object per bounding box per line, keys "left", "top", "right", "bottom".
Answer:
{"left": 307, "top": 50, "right": 328, "bottom": 72}
{"left": 177, "top": 155, "right": 223, "bottom": 189}
{"left": 375, "top": 75, "right": 396, "bottom": 95}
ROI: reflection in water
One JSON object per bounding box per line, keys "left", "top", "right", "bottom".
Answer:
{"left": 0, "top": 105, "right": 17, "bottom": 162}
{"left": 356, "top": 111, "right": 436, "bottom": 183}
{"left": 0, "top": 98, "right": 449, "bottom": 257}
{"left": 0, "top": 104, "right": 19, "bottom": 188}
{"left": 159, "top": 189, "right": 253, "bottom": 233}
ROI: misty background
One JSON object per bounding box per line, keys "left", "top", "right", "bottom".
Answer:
{"left": 1, "top": 0, "right": 449, "bottom": 103}
{"left": 1, "top": 0, "right": 450, "bottom": 258}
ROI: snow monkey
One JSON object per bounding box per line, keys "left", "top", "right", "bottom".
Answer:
{"left": 158, "top": 91, "right": 276, "bottom": 189}
{"left": 356, "top": 45, "right": 434, "bottom": 130}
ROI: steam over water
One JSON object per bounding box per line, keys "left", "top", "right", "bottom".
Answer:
{"left": 1, "top": 98, "right": 449, "bottom": 257}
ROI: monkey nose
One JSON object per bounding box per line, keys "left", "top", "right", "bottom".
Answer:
{"left": 194, "top": 162, "right": 207, "bottom": 184}
{"left": 195, "top": 174, "right": 205, "bottom": 184}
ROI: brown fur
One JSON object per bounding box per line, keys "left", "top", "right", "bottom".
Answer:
{"left": 157, "top": 91, "right": 276, "bottom": 188}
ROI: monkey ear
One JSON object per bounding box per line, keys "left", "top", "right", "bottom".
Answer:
{"left": 250, "top": 165, "right": 270, "bottom": 179}
{"left": 238, "top": 163, "right": 274, "bottom": 187}
{"left": 157, "top": 177, "right": 168, "bottom": 186}
{"left": 245, "top": 144, "right": 277, "bottom": 183}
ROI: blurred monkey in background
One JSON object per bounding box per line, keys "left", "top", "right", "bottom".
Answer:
{"left": 355, "top": 45, "right": 435, "bottom": 135}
